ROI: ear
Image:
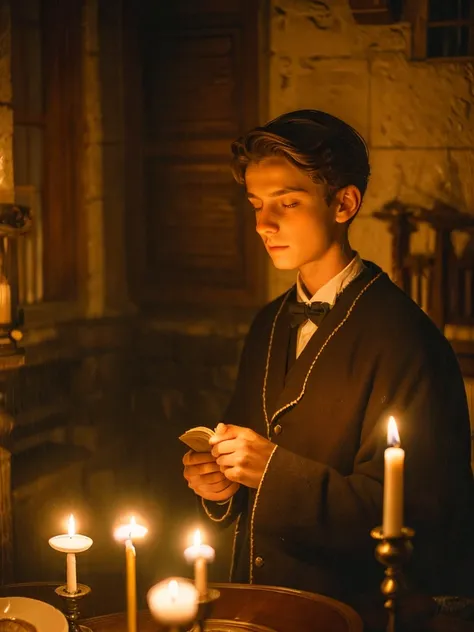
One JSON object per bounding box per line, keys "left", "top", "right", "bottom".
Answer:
{"left": 334, "top": 185, "right": 361, "bottom": 224}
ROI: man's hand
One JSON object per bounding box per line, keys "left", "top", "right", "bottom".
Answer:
{"left": 209, "top": 424, "right": 276, "bottom": 489}
{"left": 183, "top": 450, "right": 240, "bottom": 502}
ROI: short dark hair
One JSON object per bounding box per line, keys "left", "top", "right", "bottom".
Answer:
{"left": 231, "top": 110, "right": 370, "bottom": 202}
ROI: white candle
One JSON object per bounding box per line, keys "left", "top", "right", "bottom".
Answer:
{"left": 0, "top": 277, "right": 11, "bottom": 325}
{"left": 67, "top": 552, "right": 77, "bottom": 594}
{"left": 383, "top": 417, "right": 405, "bottom": 537}
{"left": 49, "top": 514, "right": 93, "bottom": 594}
{"left": 184, "top": 529, "right": 215, "bottom": 599}
{"left": 114, "top": 516, "right": 148, "bottom": 632}
{"left": 147, "top": 577, "right": 198, "bottom": 626}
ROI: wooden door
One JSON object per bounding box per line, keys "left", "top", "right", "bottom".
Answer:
{"left": 125, "top": 0, "right": 267, "bottom": 307}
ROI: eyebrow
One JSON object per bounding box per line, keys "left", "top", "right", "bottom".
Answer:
{"left": 247, "top": 187, "right": 308, "bottom": 199}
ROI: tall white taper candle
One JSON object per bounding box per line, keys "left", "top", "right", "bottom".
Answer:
{"left": 383, "top": 416, "right": 405, "bottom": 537}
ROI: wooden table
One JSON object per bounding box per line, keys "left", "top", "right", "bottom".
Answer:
{"left": 83, "top": 583, "right": 363, "bottom": 632}
{"left": 3, "top": 581, "right": 474, "bottom": 632}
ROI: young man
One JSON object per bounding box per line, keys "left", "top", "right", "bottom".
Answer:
{"left": 182, "top": 110, "right": 474, "bottom": 602}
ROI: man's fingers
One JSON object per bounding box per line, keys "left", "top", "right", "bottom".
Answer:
{"left": 197, "top": 483, "right": 240, "bottom": 502}
{"left": 182, "top": 450, "right": 216, "bottom": 466}
{"left": 190, "top": 479, "right": 233, "bottom": 494}
{"left": 210, "top": 438, "right": 239, "bottom": 458}
{"left": 209, "top": 424, "right": 242, "bottom": 445}
{"left": 185, "top": 470, "right": 224, "bottom": 486}
{"left": 184, "top": 461, "right": 221, "bottom": 478}
{"left": 188, "top": 474, "right": 234, "bottom": 494}
{"left": 222, "top": 466, "right": 242, "bottom": 483}
{"left": 216, "top": 453, "right": 240, "bottom": 468}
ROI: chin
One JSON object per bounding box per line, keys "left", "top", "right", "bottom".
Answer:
{"left": 271, "top": 258, "right": 298, "bottom": 271}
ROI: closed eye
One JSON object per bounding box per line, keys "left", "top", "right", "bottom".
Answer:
{"left": 282, "top": 202, "right": 298, "bottom": 209}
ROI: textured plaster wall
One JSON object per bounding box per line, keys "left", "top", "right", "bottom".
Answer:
{"left": 268, "top": 0, "right": 474, "bottom": 299}
{"left": 0, "top": 0, "right": 13, "bottom": 204}
{"left": 83, "top": 0, "right": 106, "bottom": 317}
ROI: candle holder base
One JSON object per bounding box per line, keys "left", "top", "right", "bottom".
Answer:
{"left": 191, "top": 588, "right": 221, "bottom": 632}
{"left": 371, "top": 526, "right": 415, "bottom": 632}
{"left": 55, "top": 583, "right": 92, "bottom": 632}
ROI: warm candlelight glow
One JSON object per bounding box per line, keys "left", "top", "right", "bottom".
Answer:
{"left": 387, "top": 416, "right": 400, "bottom": 447}
{"left": 114, "top": 514, "right": 148, "bottom": 632}
{"left": 184, "top": 528, "right": 215, "bottom": 599}
{"left": 114, "top": 516, "right": 148, "bottom": 542}
{"left": 169, "top": 579, "right": 179, "bottom": 601}
{"left": 148, "top": 577, "right": 199, "bottom": 626}
{"left": 0, "top": 277, "right": 11, "bottom": 325}
{"left": 68, "top": 514, "right": 75, "bottom": 537}
{"left": 49, "top": 514, "right": 93, "bottom": 594}
{"left": 383, "top": 416, "right": 405, "bottom": 537}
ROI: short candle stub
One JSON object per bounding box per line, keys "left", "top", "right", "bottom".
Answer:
{"left": 147, "top": 577, "right": 199, "bottom": 627}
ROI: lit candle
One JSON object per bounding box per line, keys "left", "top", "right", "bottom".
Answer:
{"left": 49, "top": 514, "right": 93, "bottom": 594}
{"left": 184, "top": 529, "right": 215, "bottom": 599}
{"left": 383, "top": 416, "right": 405, "bottom": 537}
{"left": 114, "top": 516, "right": 148, "bottom": 632}
{"left": 0, "top": 276, "right": 11, "bottom": 325}
{"left": 147, "top": 577, "right": 198, "bottom": 627}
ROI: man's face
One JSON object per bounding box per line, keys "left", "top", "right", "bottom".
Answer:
{"left": 245, "top": 156, "right": 339, "bottom": 271}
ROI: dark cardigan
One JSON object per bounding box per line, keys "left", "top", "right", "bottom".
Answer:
{"left": 201, "top": 262, "right": 474, "bottom": 601}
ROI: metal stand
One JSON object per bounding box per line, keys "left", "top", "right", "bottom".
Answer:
{"left": 191, "top": 588, "right": 220, "bottom": 632}
{"left": 55, "top": 583, "right": 92, "bottom": 632}
{"left": 371, "top": 526, "right": 414, "bottom": 632}
{"left": 163, "top": 588, "right": 221, "bottom": 632}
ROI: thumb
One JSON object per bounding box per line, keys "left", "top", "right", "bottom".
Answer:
{"left": 210, "top": 423, "right": 240, "bottom": 444}
{"left": 214, "top": 422, "right": 227, "bottom": 434}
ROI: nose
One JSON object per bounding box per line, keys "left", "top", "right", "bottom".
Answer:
{"left": 255, "top": 207, "right": 278, "bottom": 236}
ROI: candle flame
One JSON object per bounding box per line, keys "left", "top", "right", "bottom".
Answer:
{"left": 193, "top": 529, "right": 201, "bottom": 547}
{"left": 67, "top": 514, "right": 76, "bottom": 537}
{"left": 168, "top": 579, "right": 179, "bottom": 601}
{"left": 387, "top": 416, "right": 400, "bottom": 447}
{"left": 114, "top": 515, "right": 147, "bottom": 542}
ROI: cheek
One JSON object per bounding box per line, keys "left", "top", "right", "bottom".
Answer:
{"left": 297, "top": 217, "right": 334, "bottom": 254}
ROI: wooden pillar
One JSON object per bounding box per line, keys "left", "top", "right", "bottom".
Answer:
{"left": 373, "top": 204, "right": 416, "bottom": 293}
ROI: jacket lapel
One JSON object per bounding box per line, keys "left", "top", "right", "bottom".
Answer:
{"left": 263, "top": 287, "right": 295, "bottom": 425}
{"left": 266, "top": 263, "right": 384, "bottom": 426}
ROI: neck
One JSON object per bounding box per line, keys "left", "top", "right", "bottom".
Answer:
{"left": 299, "top": 240, "right": 354, "bottom": 296}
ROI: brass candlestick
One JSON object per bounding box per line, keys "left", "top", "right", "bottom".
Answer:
{"left": 55, "top": 583, "right": 92, "bottom": 632}
{"left": 371, "top": 526, "right": 414, "bottom": 632}
{"left": 159, "top": 587, "right": 220, "bottom": 632}
{"left": 192, "top": 587, "right": 220, "bottom": 632}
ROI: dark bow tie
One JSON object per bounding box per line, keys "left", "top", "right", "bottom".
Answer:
{"left": 288, "top": 300, "right": 331, "bottom": 328}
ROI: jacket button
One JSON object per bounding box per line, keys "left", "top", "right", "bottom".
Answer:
{"left": 255, "top": 556, "right": 264, "bottom": 568}
{"left": 273, "top": 424, "right": 282, "bottom": 435}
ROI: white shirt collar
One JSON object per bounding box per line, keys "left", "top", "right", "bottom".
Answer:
{"left": 296, "top": 253, "right": 365, "bottom": 306}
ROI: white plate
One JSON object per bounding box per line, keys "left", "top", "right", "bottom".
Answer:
{"left": 0, "top": 597, "right": 67, "bottom": 632}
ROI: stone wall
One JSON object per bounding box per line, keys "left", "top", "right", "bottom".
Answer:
{"left": 267, "top": 0, "right": 474, "bottom": 299}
